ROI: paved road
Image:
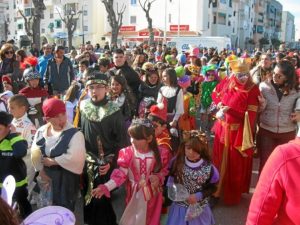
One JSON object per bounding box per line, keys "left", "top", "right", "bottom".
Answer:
{"left": 213, "top": 158, "right": 259, "bottom": 225}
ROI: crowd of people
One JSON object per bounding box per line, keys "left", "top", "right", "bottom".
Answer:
{"left": 0, "top": 39, "right": 300, "bottom": 225}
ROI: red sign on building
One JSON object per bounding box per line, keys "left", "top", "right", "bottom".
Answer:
{"left": 120, "top": 26, "right": 136, "bottom": 31}
{"left": 138, "top": 31, "right": 160, "bottom": 36}
{"left": 170, "top": 25, "right": 190, "bottom": 31}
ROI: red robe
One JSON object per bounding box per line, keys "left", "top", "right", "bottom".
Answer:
{"left": 212, "top": 75, "right": 260, "bottom": 205}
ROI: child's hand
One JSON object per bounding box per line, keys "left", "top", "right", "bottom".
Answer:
{"left": 149, "top": 175, "right": 160, "bottom": 188}
{"left": 99, "top": 163, "right": 110, "bottom": 176}
{"left": 186, "top": 194, "right": 198, "bottom": 205}
{"left": 92, "top": 187, "right": 104, "bottom": 199}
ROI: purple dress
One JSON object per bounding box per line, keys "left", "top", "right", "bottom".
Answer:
{"left": 166, "top": 158, "right": 219, "bottom": 225}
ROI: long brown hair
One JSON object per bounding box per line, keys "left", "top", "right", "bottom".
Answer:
{"left": 128, "top": 121, "right": 162, "bottom": 173}
{"left": 170, "top": 136, "right": 210, "bottom": 184}
{"left": 0, "top": 198, "right": 19, "bottom": 225}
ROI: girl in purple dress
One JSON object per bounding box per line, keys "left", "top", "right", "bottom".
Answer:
{"left": 166, "top": 130, "right": 219, "bottom": 225}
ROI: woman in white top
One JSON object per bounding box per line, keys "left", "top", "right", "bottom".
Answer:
{"left": 157, "top": 68, "right": 184, "bottom": 128}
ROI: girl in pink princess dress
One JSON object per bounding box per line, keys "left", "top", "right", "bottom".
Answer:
{"left": 92, "top": 118, "right": 170, "bottom": 225}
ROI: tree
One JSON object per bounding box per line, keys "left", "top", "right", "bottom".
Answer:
{"left": 138, "top": 0, "right": 157, "bottom": 46}
{"left": 56, "top": 4, "right": 81, "bottom": 51}
{"left": 18, "top": 0, "right": 46, "bottom": 48}
{"left": 259, "top": 37, "right": 269, "bottom": 49}
{"left": 101, "top": 0, "right": 126, "bottom": 46}
{"left": 271, "top": 38, "right": 281, "bottom": 50}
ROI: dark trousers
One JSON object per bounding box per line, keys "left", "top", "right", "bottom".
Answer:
{"left": 257, "top": 127, "right": 295, "bottom": 173}
{"left": 13, "top": 186, "right": 32, "bottom": 219}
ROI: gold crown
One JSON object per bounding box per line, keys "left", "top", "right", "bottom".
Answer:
{"left": 229, "top": 58, "right": 252, "bottom": 73}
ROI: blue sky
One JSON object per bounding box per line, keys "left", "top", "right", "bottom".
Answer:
{"left": 277, "top": 0, "right": 300, "bottom": 41}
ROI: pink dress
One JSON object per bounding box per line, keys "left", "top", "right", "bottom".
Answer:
{"left": 105, "top": 146, "right": 170, "bottom": 225}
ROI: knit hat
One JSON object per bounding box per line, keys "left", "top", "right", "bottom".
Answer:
{"left": 178, "top": 75, "right": 191, "bottom": 89}
{"left": 23, "top": 67, "right": 40, "bottom": 82}
{"left": 2, "top": 75, "right": 12, "bottom": 86}
{"left": 149, "top": 98, "right": 167, "bottom": 122}
{"left": 42, "top": 98, "right": 66, "bottom": 118}
{"left": 86, "top": 72, "right": 108, "bottom": 86}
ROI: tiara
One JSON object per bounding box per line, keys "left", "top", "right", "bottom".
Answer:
{"left": 131, "top": 118, "right": 154, "bottom": 128}
{"left": 182, "top": 130, "right": 208, "bottom": 144}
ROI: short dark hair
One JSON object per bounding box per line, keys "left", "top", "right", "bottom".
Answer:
{"left": 55, "top": 45, "right": 65, "bottom": 52}
{"left": 0, "top": 111, "right": 13, "bottom": 126}
{"left": 8, "top": 94, "right": 30, "bottom": 110}
{"left": 98, "top": 58, "right": 110, "bottom": 67}
{"left": 114, "top": 48, "right": 124, "bottom": 55}
{"left": 79, "top": 60, "right": 89, "bottom": 68}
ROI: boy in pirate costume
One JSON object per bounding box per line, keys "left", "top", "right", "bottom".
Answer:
{"left": 78, "top": 71, "right": 128, "bottom": 225}
{"left": 148, "top": 99, "right": 172, "bottom": 221}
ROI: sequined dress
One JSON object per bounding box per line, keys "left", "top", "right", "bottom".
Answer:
{"left": 166, "top": 158, "right": 218, "bottom": 225}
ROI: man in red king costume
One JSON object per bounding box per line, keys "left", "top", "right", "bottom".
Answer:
{"left": 211, "top": 57, "right": 260, "bottom": 205}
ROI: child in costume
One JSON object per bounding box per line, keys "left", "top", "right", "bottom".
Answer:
{"left": 166, "top": 130, "right": 219, "bottom": 225}
{"left": 0, "top": 111, "right": 32, "bottom": 218}
{"left": 92, "top": 118, "right": 170, "bottom": 225}
{"left": 8, "top": 95, "right": 36, "bottom": 186}
{"left": 138, "top": 68, "right": 161, "bottom": 118}
{"left": 19, "top": 57, "right": 48, "bottom": 128}
{"left": 200, "top": 65, "right": 219, "bottom": 137}
{"left": 178, "top": 75, "right": 197, "bottom": 132}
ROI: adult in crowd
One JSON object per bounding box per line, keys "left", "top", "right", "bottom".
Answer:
{"left": 44, "top": 46, "right": 74, "bottom": 96}
{"left": 30, "top": 43, "right": 40, "bottom": 57}
{"left": 250, "top": 53, "right": 273, "bottom": 85}
{"left": 111, "top": 49, "right": 140, "bottom": 96}
{"left": 257, "top": 59, "right": 299, "bottom": 172}
{"left": 31, "top": 98, "right": 86, "bottom": 212}
{"left": 0, "top": 43, "right": 20, "bottom": 93}
{"left": 78, "top": 72, "right": 128, "bottom": 225}
{"left": 246, "top": 98, "right": 300, "bottom": 225}
{"left": 211, "top": 58, "right": 260, "bottom": 205}
{"left": 36, "top": 44, "right": 53, "bottom": 85}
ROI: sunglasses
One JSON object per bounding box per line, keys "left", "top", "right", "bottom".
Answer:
{"left": 5, "top": 51, "right": 14, "bottom": 55}
{"left": 236, "top": 72, "right": 249, "bottom": 79}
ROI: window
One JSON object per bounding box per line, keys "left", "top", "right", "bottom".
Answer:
{"left": 218, "top": 13, "right": 226, "bottom": 25}
{"left": 24, "top": 8, "right": 32, "bottom": 17}
{"left": 257, "top": 25, "right": 264, "bottom": 33}
{"left": 83, "top": 10, "right": 88, "bottom": 16}
{"left": 41, "top": 28, "right": 45, "bottom": 33}
{"left": 64, "top": 3, "right": 77, "bottom": 14}
{"left": 84, "top": 25, "right": 88, "bottom": 32}
{"left": 130, "top": 16, "right": 136, "bottom": 24}
{"left": 168, "top": 13, "right": 171, "bottom": 23}
{"left": 50, "top": 13, "right": 54, "bottom": 18}
{"left": 213, "top": 15, "right": 216, "bottom": 24}
{"left": 54, "top": 19, "right": 62, "bottom": 28}
{"left": 131, "top": 0, "right": 136, "bottom": 4}
{"left": 17, "top": 23, "right": 23, "bottom": 30}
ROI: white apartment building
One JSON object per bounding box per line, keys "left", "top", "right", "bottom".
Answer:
{"left": 6, "top": 0, "right": 106, "bottom": 48}
{"left": 281, "top": 11, "right": 295, "bottom": 43}
{"left": 231, "top": 0, "right": 255, "bottom": 50}
{"left": 103, "top": 0, "right": 211, "bottom": 44}
{"left": 104, "top": 0, "right": 258, "bottom": 49}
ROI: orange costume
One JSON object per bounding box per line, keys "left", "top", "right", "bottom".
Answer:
{"left": 212, "top": 59, "right": 260, "bottom": 205}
